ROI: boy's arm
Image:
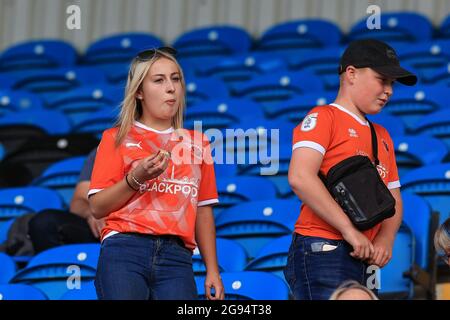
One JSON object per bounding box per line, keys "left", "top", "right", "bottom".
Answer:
{"left": 288, "top": 147, "right": 374, "bottom": 260}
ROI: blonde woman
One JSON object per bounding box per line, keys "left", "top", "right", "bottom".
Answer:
{"left": 434, "top": 218, "right": 450, "bottom": 266}
{"left": 329, "top": 280, "right": 379, "bottom": 300}
{"left": 88, "top": 47, "right": 224, "bottom": 300}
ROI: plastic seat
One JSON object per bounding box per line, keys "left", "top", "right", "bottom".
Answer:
{"left": 11, "top": 244, "right": 100, "bottom": 300}
{"left": 256, "top": 19, "right": 342, "bottom": 57}
{"left": 0, "top": 187, "right": 64, "bottom": 221}
{"left": 192, "top": 238, "right": 247, "bottom": 276}
{"left": 379, "top": 224, "right": 414, "bottom": 299}
{"left": 380, "top": 84, "right": 449, "bottom": 130}
{"left": 396, "top": 41, "right": 450, "bottom": 80}
{"left": 8, "top": 67, "right": 107, "bottom": 103}
{"left": 0, "top": 284, "right": 47, "bottom": 300}
{"left": 173, "top": 25, "right": 252, "bottom": 67}
{"left": 0, "top": 253, "right": 17, "bottom": 284}
{"left": 196, "top": 53, "right": 287, "bottom": 86}
{"left": 401, "top": 163, "right": 450, "bottom": 225}
{"left": 439, "top": 14, "right": 450, "bottom": 39}
{"left": 0, "top": 133, "right": 99, "bottom": 187}
{"left": 0, "top": 110, "right": 71, "bottom": 135}
{"left": 230, "top": 71, "right": 324, "bottom": 109}
{"left": 0, "top": 40, "right": 77, "bottom": 73}
{"left": 195, "top": 271, "right": 289, "bottom": 300}
{"left": 0, "top": 90, "right": 44, "bottom": 117}
{"left": 263, "top": 92, "right": 337, "bottom": 122}
{"left": 392, "top": 135, "right": 448, "bottom": 178}
{"left": 185, "top": 77, "right": 229, "bottom": 107}
{"left": 82, "top": 32, "right": 163, "bottom": 66}
{"left": 348, "top": 12, "right": 433, "bottom": 45}
{"left": 45, "top": 85, "right": 123, "bottom": 126}
{"left": 215, "top": 199, "right": 300, "bottom": 258}
{"left": 367, "top": 113, "right": 406, "bottom": 137}
{"left": 32, "top": 156, "right": 86, "bottom": 205}
{"left": 286, "top": 46, "right": 343, "bottom": 91}
{"left": 245, "top": 234, "right": 291, "bottom": 280}
{"left": 70, "top": 107, "right": 118, "bottom": 139}
{"left": 402, "top": 192, "right": 433, "bottom": 271}
{"left": 60, "top": 281, "right": 97, "bottom": 300}
{"left": 216, "top": 176, "right": 278, "bottom": 211}
{"left": 412, "top": 109, "right": 450, "bottom": 149}
{"left": 185, "top": 98, "right": 264, "bottom": 130}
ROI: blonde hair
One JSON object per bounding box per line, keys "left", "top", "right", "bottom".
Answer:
{"left": 434, "top": 218, "right": 450, "bottom": 255}
{"left": 115, "top": 49, "right": 186, "bottom": 146}
{"left": 329, "top": 280, "right": 379, "bottom": 300}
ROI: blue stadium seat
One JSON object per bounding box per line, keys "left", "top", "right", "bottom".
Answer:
{"left": 8, "top": 67, "right": 108, "bottom": 103}
{"left": 71, "top": 107, "right": 118, "bottom": 138}
{"left": 245, "top": 234, "right": 291, "bottom": 280}
{"left": 60, "top": 281, "right": 97, "bottom": 300}
{"left": 0, "top": 284, "right": 47, "bottom": 300}
{"left": 45, "top": 85, "right": 123, "bottom": 126}
{"left": 173, "top": 25, "right": 252, "bottom": 66}
{"left": 379, "top": 223, "right": 414, "bottom": 299}
{"left": 256, "top": 19, "right": 342, "bottom": 57}
{"left": 0, "top": 90, "right": 44, "bottom": 117}
{"left": 286, "top": 46, "right": 343, "bottom": 91}
{"left": 237, "top": 143, "right": 292, "bottom": 197}
{"left": 0, "top": 253, "right": 16, "bottom": 284}
{"left": 196, "top": 53, "right": 287, "bottom": 86}
{"left": 0, "top": 74, "right": 16, "bottom": 89}
{"left": 402, "top": 193, "right": 433, "bottom": 271}
{"left": 192, "top": 238, "right": 247, "bottom": 276}
{"left": 0, "top": 142, "right": 4, "bottom": 162}
{"left": 348, "top": 12, "right": 433, "bottom": 45}
{"left": 195, "top": 271, "right": 289, "bottom": 300}
{"left": 230, "top": 71, "right": 324, "bottom": 109}
{"left": 263, "top": 92, "right": 337, "bottom": 122}
{"left": 215, "top": 199, "right": 300, "bottom": 258}
{"left": 380, "top": 85, "right": 449, "bottom": 130}
{"left": 216, "top": 176, "right": 278, "bottom": 212}
{"left": 438, "top": 14, "right": 450, "bottom": 39}
{"left": 185, "top": 77, "right": 229, "bottom": 107}
{"left": 0, "top": 110, "right": 71, "bottom": 135}
{"left": 367, "top": 113, "right": 406, "bottom": 137}
{"left": 32, "top": 156, "right": 86, "bottom": 206}
{"left": 396, "top": 41, "right": 450, "bottom": 80}
{"left": 82, "top": 32, "right": 163, "bottom": 66}
{"left": 214, "top": 163, "right": 238, "bottom": 178}
{"left": 424, "top": 63, "right": 450, "bottom": 85}
{"left": 392, "top": 135, "right": 448, "bottom": 178}
{"left": 412, "top": 109, "right": 450, "bottom": 149}
{"left": 0, "top": 187, "right": 64, "bottom": 222}
{"left": 401, "top": 163, "right": 450, "bottom": 225}
{"left": 185, "top": 98, "right": 265, "bottom": 130}
{"left": 11, "top": 243, "right": 100, "bottom": 300}
{"left": 0, "top": 40, "right": 77, "bottom": 73}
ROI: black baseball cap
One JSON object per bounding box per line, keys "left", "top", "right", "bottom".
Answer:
{"left": 338, "top": 39, "right": 417, "bottom": 86}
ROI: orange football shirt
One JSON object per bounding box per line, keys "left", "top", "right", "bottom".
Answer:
{"left": 292, "top": 103, "right": 400, "bottom": 241}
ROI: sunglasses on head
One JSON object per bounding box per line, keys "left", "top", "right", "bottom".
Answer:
{"left": 135, "top": 47, "right": 177, "bottom": 61}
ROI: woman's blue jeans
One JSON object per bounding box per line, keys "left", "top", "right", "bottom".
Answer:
{"left": 95, "top": 233, "right": 197, "bottom": 300}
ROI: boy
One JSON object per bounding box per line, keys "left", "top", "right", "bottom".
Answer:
{"left": 285, "top": 39, "right": 417, "bottom": 300}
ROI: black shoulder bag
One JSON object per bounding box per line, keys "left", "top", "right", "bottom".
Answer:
{"left": 320, "top": 119, "right": 396, "bottom": 231}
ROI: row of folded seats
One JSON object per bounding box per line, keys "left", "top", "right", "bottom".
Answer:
{"left": 0, "top": 179, "right": 445, "bottom": 299}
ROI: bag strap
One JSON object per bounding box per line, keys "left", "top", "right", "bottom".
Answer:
{"left": 366, "top": 118, "right": 379, "bottom": 166}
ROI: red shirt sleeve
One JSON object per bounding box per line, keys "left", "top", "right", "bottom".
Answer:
{"left": 89, "top": 129, "right": 124, "bottom": 194}
{"left": 292, "top": 106, "right": 334, "bottom": 155}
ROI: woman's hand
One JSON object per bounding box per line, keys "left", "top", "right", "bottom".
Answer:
{"left": 131, "top": 150, "right": 170, "bottom": 182}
